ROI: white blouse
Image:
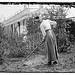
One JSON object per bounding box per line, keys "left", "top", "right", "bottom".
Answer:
{"left": 40, "top": 19, "right": 57, "bottom": 38}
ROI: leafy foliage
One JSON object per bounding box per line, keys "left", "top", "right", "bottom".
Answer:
{"left": 66, "top": 20, "right": 75, "bottom": 42}
{"left": 26, "top": 17, "right": 41, "bottom": 35}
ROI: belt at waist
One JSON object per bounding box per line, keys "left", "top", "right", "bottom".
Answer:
{"left": 45, "top": 29, "right": 52, "bottom": 32}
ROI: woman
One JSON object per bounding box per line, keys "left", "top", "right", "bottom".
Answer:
{"left": 39, "top": 15, "right": 58, "bottom": 66}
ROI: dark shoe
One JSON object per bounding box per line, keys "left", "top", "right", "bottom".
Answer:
{"left": 53, "top": 61, "right": 57, "bottom": 65}
{"left": 47, "top": 61, "right": 52, "bottom": 65}
{"left": 44, "top": 61, "right": 52, "bottom": 66}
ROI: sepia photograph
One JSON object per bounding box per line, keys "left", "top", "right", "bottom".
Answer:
{"left": 0, "top": 2, "right": 75, "bottom": 73}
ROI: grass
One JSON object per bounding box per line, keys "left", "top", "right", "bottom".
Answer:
{"left": 0, "top": 46, "right": 75, "bottom": 72}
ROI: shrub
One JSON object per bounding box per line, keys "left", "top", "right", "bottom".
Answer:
{"left": 7, "top": 37, "right": 30, "bottom": 58}
{"left": 26, "top": 17, "right": 41, "bottom": 35}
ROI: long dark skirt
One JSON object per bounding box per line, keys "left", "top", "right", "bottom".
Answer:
{"left": 45, "top": 30, "right": 58, "bottom": 62}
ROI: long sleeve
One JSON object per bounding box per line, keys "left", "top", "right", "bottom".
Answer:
{"left": 40, "top": 23, "right": 46, "bottom": 39}
{"left": 40, "top": 19, "right": 52, "bottom": 38}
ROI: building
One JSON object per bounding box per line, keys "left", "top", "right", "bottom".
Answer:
{"left": 2, "top": 5, "right": 49, "bottom": 37}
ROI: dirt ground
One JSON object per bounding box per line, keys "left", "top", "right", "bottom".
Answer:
{"left": 0, "top": 47, "right": 75, "bottom": 73}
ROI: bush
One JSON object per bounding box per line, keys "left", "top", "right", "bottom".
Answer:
{"left": 26, "top": 17, "right": 41, "bottom": 35}
{"left": 27, "top": 32, "right": 47, "bottom": 55}
{"left": 7, "top": 32, "right": 46, "bottom": 58}
{"left": 0, "top": 34, "right": 29, "bottom": 58}
{"left": 7, "top": 37, "right": 29, "bottom": 58}
{"left": 0, "top": 29, "right": 46, "bottom": 58}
